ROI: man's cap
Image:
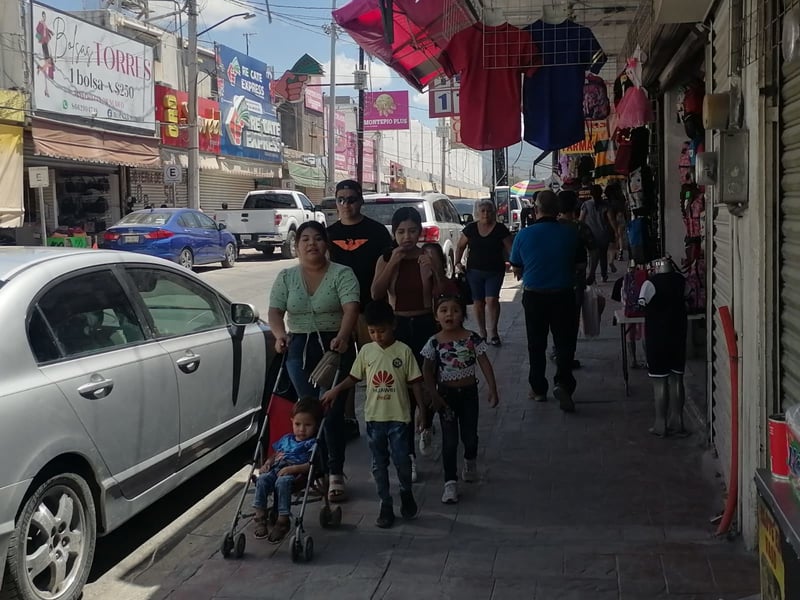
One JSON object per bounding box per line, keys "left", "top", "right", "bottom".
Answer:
{"left": 335, "top": 179, "right": 362, "bottom": 196}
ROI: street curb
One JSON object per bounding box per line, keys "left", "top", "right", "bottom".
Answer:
{"left": 107, "top": 465, "right": 249, "bottom": 584}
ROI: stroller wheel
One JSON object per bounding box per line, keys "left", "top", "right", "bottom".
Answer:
{"left": 331, "top": 506, "right": 343, "bottom": 527}
{"left": 303, "top": 536, "right": 314, "bottom": 562}
{"left": 290, "top": 535, "right": 302, "bottom": 563}
{"left": 319, "top": 505, "right": 332, "bottom": 529}
{"left": 234, "top": 532, "right": 246, "bottom": 558}
{"left": 220, "top": 532, "right": 234, "bottom": 559}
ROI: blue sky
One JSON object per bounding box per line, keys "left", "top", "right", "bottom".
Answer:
{"left": 46, "top": 0, "right": 547, "bottom": 182}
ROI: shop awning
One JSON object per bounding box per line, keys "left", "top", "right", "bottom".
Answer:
{"left": 333, "top": 0, "right": 475, "bottom": 91}
{"left": 32, "top": 119, "right": 160, "bottom": 168}
{"left": 289, "top": 162, "right": 326, "bottom": 188}
{"left": 0, "top": 125, "right": 23, "bottom": 227}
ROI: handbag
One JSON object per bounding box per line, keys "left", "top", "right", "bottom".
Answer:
{"left": 308, "top": 350, "right": 341, "bottom": 389}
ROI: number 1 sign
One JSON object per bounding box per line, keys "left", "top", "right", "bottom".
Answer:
{"left": 428, "top": 77, "right": 461, "bottom": 118}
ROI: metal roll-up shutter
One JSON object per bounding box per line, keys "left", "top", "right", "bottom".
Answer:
{"left": 709, "top": 1, "right": 734, "bottom": 481}
{"left": 199, "top": 171, "right": 256, "bottom": 212}
{"left": 780, "top": 54, "right": 800, "bottom": 408}
{"left": 129, "top": 169, "right": 188, "bottom": 208}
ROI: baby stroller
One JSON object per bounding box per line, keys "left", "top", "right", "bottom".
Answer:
{"left": 220, "top": 356, "right": 343, "bottom": 562}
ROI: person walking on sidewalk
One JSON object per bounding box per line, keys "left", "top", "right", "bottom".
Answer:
{"left": 580, "top": 185, "right": 616, "bottom": 284}
{"left": 327, "top": 179, "right": 393, "bottom": 441}
{"left": 454, "top": 199, "right": 513, "bottom": 346}
{"left": 322, "top": 301, "right": 425, "bottom": 528}
{"left": 421, "top": 294, "right": 499, "bottom": 504}
{"left": 372, "top": 207, "right": 444, "bottom": 481}
{"left": 510, "top": 190, "right": 585, "bottom": 412}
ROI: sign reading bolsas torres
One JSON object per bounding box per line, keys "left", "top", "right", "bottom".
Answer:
{"left": 216, "top": 44, "right": 282, "bottom": 164}
{"left": 31, "top": 3, "right": 155, "bottom": 131}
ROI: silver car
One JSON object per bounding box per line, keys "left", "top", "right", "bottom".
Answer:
{"left": 0, "top": 248, "right": 272, "bottom": 600}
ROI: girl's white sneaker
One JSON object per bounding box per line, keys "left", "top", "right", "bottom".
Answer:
{"left": 441, "top": 480, "right": 459, "bottom": 504}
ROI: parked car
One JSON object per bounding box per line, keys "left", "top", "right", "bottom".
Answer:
{"left": 361, "top": 192, "right": 463, "bottom": 277}
{"left": 212, "top": 190, "right": 326, "bottom": 258}
{"left": 0, "top": 247, "right": 272, "bottom": 600}
{"left": 508, "top": 195, "right": 527, "bottom": 232}
{"left": 317, "top": 196, "right": 339, "bottom": 225}
{"left": 102, "top": 208, "right": 237, "bottom": 270}
{"left": 450, "top": 198, "right": 479, "bottom": 223}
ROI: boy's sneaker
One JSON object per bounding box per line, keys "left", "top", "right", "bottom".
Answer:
{"left": 462, "top": 459, "right": 477, "bottom": 482}
{"left": 554, "top": 386, "right": 576, "bottom": 413}
{"left": 376, "top": 503, "right": 395, "bottom": 528}
{"left": 410, "top": 455, "right": 418, "bottom": 483}
{"left": 418, "top": 429, "right": 433, "bottom": 457}
{"left": 441, "top": 480, "right": 459, "bottom": 504}
{"left": 400, "top": 490, "right": 419, "bottom": 519}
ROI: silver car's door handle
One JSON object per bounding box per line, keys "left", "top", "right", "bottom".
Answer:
{"left": 77, "top": 375, "right": 114, "bottom": 400}
{"left": 176, "top": 352, "right": 201, "bottom": 374}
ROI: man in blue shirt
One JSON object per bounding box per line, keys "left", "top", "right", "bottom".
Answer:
{"left": 510, "top": 190, "right": 586, "bottom": 412}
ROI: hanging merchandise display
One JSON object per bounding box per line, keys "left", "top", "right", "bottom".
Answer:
{"left": 677, "top": 79, "right": 706, "bottom": 141}
{"left": 614, "top": 49, "right": 654, "bottom": 130}
{"left": 583, "top": 73, "right": 610, "bottom": 121}
{"left": 522, "top": 17, "right": 606, "bottom": 152}
{"left": 444, "top": 23, "right": 539, "bottom": 150}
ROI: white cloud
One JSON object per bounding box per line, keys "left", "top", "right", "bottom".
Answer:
{"left": 412, "top": 91, "right": 427, "bottom": 107}
{"left": 193, "top": 0, "right": 262, "bottom": 34}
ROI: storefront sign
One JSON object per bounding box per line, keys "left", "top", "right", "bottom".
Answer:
{"left": 0, "top": 125, "right": 23, "bottom": 227}
{"left": 428, "top": 75, "right": 461, "bottom": 119}
{"left": 363, "top": 138, "right": 375, "bottom": 184}
{"left": 304, "top": 78, "right": 324, "bottom": 113}
{"left": 759, "top": 498, "right": 786, "bottom": 599}
{"left": 364, "top": 91, "right": 409, "bottom": 131}
{"left": 451, "top": 116, "right": 465, "bottom": 149}
{"left": 327, "top": 110, "right": 348, "bottom": 172}
{"left": 562, "top": 120, "right": 609, "bottom": 155}
{"left": 0, "top": 90, "right": 25, "bottom": 123}
{"left": 31, "top": 3, "right": 154, "bottom": 131}
{"left": 216, "top": 45, "right": 282, "bottom": 164}
{"left": 155, "top": 85, "right": 220, "bottom": 153}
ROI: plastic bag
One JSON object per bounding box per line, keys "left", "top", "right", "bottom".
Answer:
{"left": 581, "top": 285, "right": 601, "bottom": 338}
{"left": 308, "top": 350, "right": 341, "bottom": 389}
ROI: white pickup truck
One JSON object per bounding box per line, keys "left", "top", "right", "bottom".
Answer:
{"left": 213, "top": 190, "right": 326, "bottom": 258}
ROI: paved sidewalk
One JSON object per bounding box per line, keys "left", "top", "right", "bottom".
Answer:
{"left": 153, "top": 275, "right": 759, "bottom": 600}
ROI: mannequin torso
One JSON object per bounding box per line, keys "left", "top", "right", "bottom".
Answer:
{"left": 542, "top": 3, "right": 570, "bottom": 24}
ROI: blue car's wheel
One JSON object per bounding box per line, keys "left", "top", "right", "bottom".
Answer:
{"left": 221, "top": 243, "right": 236, "bottom": 268}
{"left": 178, "top": 248, "right": 194, "bottom": 269}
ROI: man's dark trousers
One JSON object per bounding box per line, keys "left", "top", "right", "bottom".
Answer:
{"left": 522, "top": 288, "right": 577, "bottom": 396}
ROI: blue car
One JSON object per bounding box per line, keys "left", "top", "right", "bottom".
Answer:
{"left": 102, "top": 208, "right": 237, "bottom": 269}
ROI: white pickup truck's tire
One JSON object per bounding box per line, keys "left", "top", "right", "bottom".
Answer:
{"left": 281, "top": 230, "right": 297, "bottom": 259}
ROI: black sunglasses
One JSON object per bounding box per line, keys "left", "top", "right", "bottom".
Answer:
{"left": 336, "top": 195, "right": 360, "bottom": 205}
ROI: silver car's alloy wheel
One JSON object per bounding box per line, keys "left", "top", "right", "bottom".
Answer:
{"left": 178, "top": 248, "right": 194, "bottom": 269}
{"left": 4, "top": 474, "right": 96, "bottom": 600}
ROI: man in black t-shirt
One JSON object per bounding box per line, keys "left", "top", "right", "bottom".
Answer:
{"left": 327, "top": 180, "right": 393, "bottom": 436}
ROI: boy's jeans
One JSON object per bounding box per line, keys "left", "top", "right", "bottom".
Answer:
{"left": 366, "top": 421, "right": 412, "bottom": 507}
{"left": 253, "top": 470, "right": 294, "bottom": 516}
{"left": 438, "top": 384, "right": 480, "bottom": 482}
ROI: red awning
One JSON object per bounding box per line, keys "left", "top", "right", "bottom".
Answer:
{"left": 32, "top": 119, "right": 160, "bottom": 168}
{"left": 333, "top": 0, "right": 475, "bottom": 91}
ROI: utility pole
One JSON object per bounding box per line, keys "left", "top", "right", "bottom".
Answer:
{"left": 326, "top": 3, "right": 337, "bottom": 195}
{"left": 436, "top": 118, "right": 447, "bottom": 195}
{"left": 243, "top": 32, "right": 257, "bottom": 55}
{"left": 356, "top": 46, "right": 365, "bottom": 184}
{"left": 187, "top": 0, "right": 200, "bottom": 209}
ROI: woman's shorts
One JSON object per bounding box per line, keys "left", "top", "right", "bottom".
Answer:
{"left": 466, "top": 269, "right": 504, "bottom": 301}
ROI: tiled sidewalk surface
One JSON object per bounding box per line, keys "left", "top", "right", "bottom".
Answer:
{"left": 158, "top": 276, "right": 760, "bottom": 600}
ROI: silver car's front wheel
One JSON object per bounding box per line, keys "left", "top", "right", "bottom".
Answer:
{"left": 3, "top": 474, "right": 96, "bottom": 600}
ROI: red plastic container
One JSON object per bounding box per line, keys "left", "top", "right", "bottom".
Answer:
{"left": 769, "top": 413, "right": 789, "bottom": 479}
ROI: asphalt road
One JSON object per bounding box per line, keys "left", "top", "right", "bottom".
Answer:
{"left": 84, "top": 250, "right": 294, "bottom": 592}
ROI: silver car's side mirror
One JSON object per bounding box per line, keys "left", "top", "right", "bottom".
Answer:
{"left": 231, "top": 302, "right": 259, "bottom": 325}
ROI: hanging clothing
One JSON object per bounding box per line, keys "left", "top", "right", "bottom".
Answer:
{"left": 445, "top": 23, "right": 539, "bottom": 150}
{"left": 639, "top": 272, "right": 688, "bottom": 376}
{"left": 522, "top": 19, "right": 606, "bottom": 152}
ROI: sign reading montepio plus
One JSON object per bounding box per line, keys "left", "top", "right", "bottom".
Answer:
{"left": 364, "top": 91, "right": 409, "bottom": 131}
{"left": 216, "top": 45, "right": 282, "bottom": 163}
{"left": 31, "top": 3, "right": 154, "bottom": 131}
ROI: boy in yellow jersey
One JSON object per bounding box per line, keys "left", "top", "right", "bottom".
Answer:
{"left": 323, "top": 300, "right": 428, "bottom": 528}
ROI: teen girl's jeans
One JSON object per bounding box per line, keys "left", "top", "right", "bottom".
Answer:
{"left": 366, "top": 421, "right": 412, "bottom": 507}
{"left": 285, "top": 332, "right": 354, "bottom": 476}
{"left": 394, "top": 313, "right": 436, "bottom": 457}
{"left": 253, "top": 470, "right": 294, "bottom": 516}
{"left": 438, "top": 384, "right": 480, "bottom": 482}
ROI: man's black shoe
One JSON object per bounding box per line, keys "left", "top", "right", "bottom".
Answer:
{"left": 376, "top": 503, "right": 395, "bottom": 528}
{"left": 554, "top": 386, "right": 576, "bottom": 413}
{"left": 400, "top": 491, "right": 419, "bottom": 520}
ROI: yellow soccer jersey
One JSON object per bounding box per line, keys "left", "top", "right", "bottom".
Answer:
{"left": 349, "top": 341, "right": 422, "bottom": 423}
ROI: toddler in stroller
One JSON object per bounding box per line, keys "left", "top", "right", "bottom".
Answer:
{"left": 253, "top": 397, "right": 322, "bottom": 543}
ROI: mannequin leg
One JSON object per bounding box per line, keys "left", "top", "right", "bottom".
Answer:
{"left": 649, "top": 377, "right": 669, "bottom": 437}
{"left": 667, "top": 372, "right": 689, "bottom": 436}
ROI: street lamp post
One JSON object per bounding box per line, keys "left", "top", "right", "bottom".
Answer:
{"left": 326, "top": 4, "right": 337, "bottom": 196}
{"left": 187, "top": 10, "right": 255, "bottom": 209}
